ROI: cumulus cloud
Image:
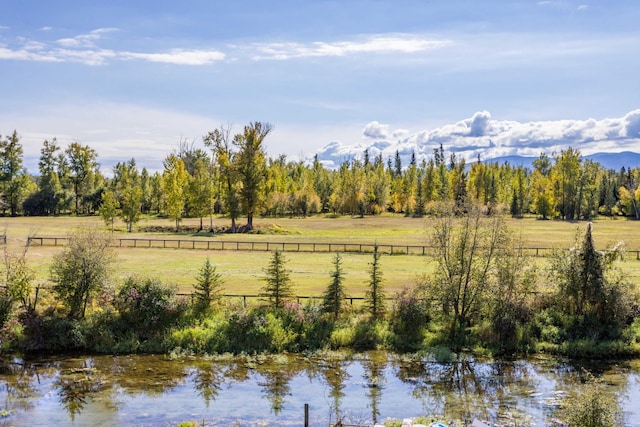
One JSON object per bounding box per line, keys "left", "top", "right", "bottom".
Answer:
{"left": 313, "top": 110, "right": 640, "bottom": 168}
{"left": 624, "top": 110, "right": 640, "bottom": 138}
{"left": 363, "top": 121, "right": 390, "bottom": 140}
{"left": 469, "top": 110, "right": 491, "bottom": 137}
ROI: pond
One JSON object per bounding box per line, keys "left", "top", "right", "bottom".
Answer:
{"left": 0, "top": 351, "right": 639, "bottom": 426}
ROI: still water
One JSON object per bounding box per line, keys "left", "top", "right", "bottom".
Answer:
{"left": 0, "top": 351, "right": 639, "bottom": 426}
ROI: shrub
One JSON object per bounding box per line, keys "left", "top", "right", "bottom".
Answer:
{"left": 114, "top": 276, "right": 187, "bottom": 339}
{"left": 389, "top": 289, "right": 429, "bottom": 351}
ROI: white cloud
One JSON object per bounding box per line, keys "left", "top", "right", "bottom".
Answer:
{"left": 363, "top": 121, "right": 390, "bottom": 140}
{"left": 313, "top": 110, "right": 640, "bottom": 168}
{"left": 56, "top": 28, "right": 118, "bottom": 48}
{"left": 121, "top": 49, "right": 225, "bottom": 65}
{"left": 469, "top": 111, "right": 491, "bottom": 137}
{"left": 249, "top": 34, "right": 452, "bottom": 60}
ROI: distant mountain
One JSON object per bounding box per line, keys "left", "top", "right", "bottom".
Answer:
{"left": 485, "top": 151, "right": 640, "bottom": 171}
{"left": 585, "top": 151, "right": 640, "bottom": 170}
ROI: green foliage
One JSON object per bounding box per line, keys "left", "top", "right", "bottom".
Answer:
{"left": 389, "top": 288, "right": 429, "bottom": 351}
{"left": 365, "top": 245, "right": 385, "bottom": 320}
{"left": 162, "top": 154, "right": 189, "bottom": 231}
{"left": 560, "top": 372, "right": 621, "bottom": 427}
{"left": 113, "top": 159, "right": 143, "bottom": 232}
{"left": 279, "top": 302, "right": 333, "bottom": 351}
{"left": 50, "top": 229, "right": 115, "bottom": 319}
{"left": 1, "top": 246, "right": 35, "bottom": 312}
{"left": 260, "top": 250, "right": 294, "bottom": 310}
{"left": 193, "top": 258, "right": 223, "bottom": 314}
{"left": 65, "top": 142, "right": 99, "bottom": 215}
{"left": 0, "top": 289, "right": 13, "bottom": 326}
{"left": 114, "top": 276, "right": 186, "bottom": 338}
{"left": 0, "top": 130, "right": 29, "bottom": 216}
{"left": 98, "top": 190, "right": 120, "bottom": 231}
{"left": 233, "top": 122, "right": 272, "bottom": 230}
{"left": 222, "top": 309, "right": 295, "bottom": 353}
{"left": 551, "top": 224, "right": 632, "bottom": 340}
{"left": 322, "top": 253, "right": 346, "bottom": 320}
{"left": 425, "top": 206, "right": 512, "bottom": 349}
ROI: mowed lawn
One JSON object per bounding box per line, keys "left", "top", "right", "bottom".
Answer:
{"left": 3, "top": 214, "right": 640, "bottom": 297}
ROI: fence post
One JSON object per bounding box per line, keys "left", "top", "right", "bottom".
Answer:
{"left": 304, "top": 403, "right": 309, "bottom": 427}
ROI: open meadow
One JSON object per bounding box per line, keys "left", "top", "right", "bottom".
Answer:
{"left": 3, "top": 214, "right": 640, "bottom": 298}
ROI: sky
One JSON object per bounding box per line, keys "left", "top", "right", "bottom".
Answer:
{"left": 1, "top": 0, "right": 639, "bottom": 173}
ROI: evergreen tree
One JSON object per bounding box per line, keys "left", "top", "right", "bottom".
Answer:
{"left": 193, "top": 257, "right": 223, "bottom": 312}
{"left": 365, "top": 245, "right": 385, "bottom": 319}
{"left": 260, "top": 250, "right": 294, "bottom": 310}
{"left": 394, "top": 150, "right": 402, "bottom": 177}
{"left": 552, "top": 223, "right": 632, "bottom": 338}
{"left": 322, "top": 253, "right": 346, "bottom": 319}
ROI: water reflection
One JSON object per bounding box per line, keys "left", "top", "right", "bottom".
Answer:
{"left": 0, "top": 352, "right": 638, "bottom": 426}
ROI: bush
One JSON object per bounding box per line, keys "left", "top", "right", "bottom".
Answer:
{"left": 21, "top": 316, "right": 85, "bottom": 351}
{"left": 389, "top": 289, "right": 429, "bottom": 351}
{"left": 280, "top": 302, "right": 334, "bottom": 351}
{"left": 114, "top": 277, "right": 187, "bottom": 339}
{"left": 223, "top": 309, "right": 295, "bottom": 353}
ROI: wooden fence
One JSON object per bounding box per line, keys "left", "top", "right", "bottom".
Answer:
{"left": 26, "top": 236, "right": 640, "bottom": 259}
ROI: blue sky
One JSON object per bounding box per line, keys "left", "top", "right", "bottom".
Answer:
{"left": 1, "top": 1, "right": 639, "bottom": 173}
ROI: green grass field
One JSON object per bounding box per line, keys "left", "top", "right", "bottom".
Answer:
{"left": 3, "top": 214, "right": 640, "bottom": 297}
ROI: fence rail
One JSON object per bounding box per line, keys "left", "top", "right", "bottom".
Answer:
{"left": 26, "top": 236, "right": 640, "bottom": 260}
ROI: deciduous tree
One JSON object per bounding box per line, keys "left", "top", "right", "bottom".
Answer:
{"left": 162, "top": 154, "right": 189, "bottom": 231}
{"left": 50, "top": 229, "right": 115, "bottom": 319}
{"left": 0, "top": 130, "right": 30, "bottom": 216}
{"left": 234, "top": 122, "right": 272, "bottom": 230}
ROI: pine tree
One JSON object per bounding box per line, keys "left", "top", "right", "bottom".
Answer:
{"left": 260, "top": 250, "right": 294, "bottom": 310}
{"left": 365, "top": 245, "right": 385, "bottom": 319}
{"left": 193, "top": 257, "right": 223, "bottom": 312}
{"left": 323, "top": 253, "right": 346, "bottom": 319}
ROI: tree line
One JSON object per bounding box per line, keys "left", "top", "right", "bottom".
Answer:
{"left": 2, "top": 126, "right": 640, "bottom": 228}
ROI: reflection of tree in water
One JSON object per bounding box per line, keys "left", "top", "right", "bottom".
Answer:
{"left": 362, "top": 353, "right": 387, "bottom": 425}
{"left": 54, "top": 359, "right": 108, "bottom": 421}
{"left": 0, "top": 358, "right": 40, "bottom": 413}
{"left": 395, "top": 356, "right": 535, "bottom": 423}
{"left": 95, "top": 355, "right": 189, "bottom": 396}
{"left": 537, "top": 357, "right": 631, "bottom": 422}
{"left": 190, "top": 362, "right": 226, "bottom": 408}
{"left": 254, "top": 356, "right": 302, "bottom": 415}
{"left": 316, "top": 354, "right": 351, "bottom": 423}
